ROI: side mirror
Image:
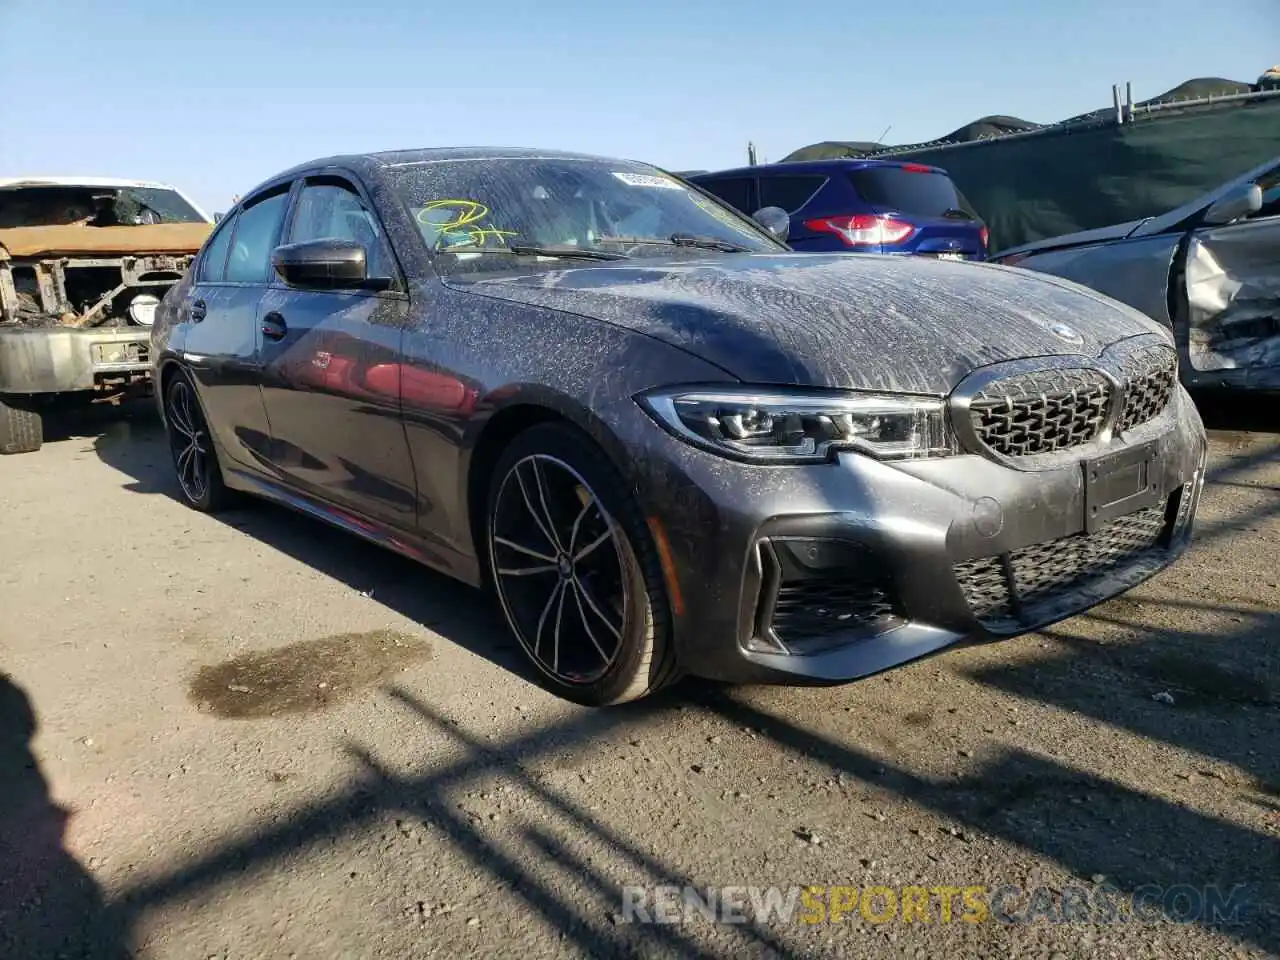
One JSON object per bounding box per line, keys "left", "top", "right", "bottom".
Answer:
{"left": 1202, "top": 182, "right": 1263, "bottom": 226}
{"left": 752, "top": 206, "right": 790, "bottom": 242}
{"left": 271, "top": 238, "right": 372, "bottom": 289}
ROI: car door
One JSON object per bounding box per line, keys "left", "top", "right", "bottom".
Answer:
{"left": 1182, "top": 162, "right": 1280, "bottom": 388}
{"left": 180, "top": 187, "right": 290, "bottom": 469}
{"left": 256, "top": 173, "right": 418, "bottom": 529}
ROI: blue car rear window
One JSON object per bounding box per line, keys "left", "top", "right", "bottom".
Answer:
{"left": 848, "top": 167, "right": 975, "bottom": 219}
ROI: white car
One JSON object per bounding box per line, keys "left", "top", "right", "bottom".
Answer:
{"left": 0, "top": 176, "right": 213, "bottom": 453}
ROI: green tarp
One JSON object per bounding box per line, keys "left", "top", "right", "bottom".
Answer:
{"left": 784, "top": 94, "right": 1280, "bottom": 253}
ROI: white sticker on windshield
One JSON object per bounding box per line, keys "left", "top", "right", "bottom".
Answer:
{"left": 611, "top": 171, "right": 684, "bottom": 190}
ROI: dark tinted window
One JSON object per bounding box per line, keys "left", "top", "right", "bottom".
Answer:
{"left": 694, "top": 176, "right": 755, "bottom": 214}
{"left": 225, "top": 190, "right": 290, "bottom": 283}
{"left": 759, "top": 175, "right": 826, "bottom": 213}
{"left": 848, "top": 167, "right": 969, "bottom": 218}
{"left": 198, "top": 212, "right": 236, "bottom": 282}
{"left": 287, "top": 181, "right": 394, "bottom": 279}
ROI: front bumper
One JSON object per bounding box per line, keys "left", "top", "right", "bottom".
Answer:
{"left": 0, "top": 326, "right": 152, "bottom": 394}
{"left": 628, "top": 384, "right": 1207, "bottom": 685}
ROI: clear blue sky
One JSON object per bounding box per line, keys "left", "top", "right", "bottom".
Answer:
{"left": 2, "top": 0, "right": 1275, "bottom": 212}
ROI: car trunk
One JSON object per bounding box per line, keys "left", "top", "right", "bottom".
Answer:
{"left": 848, "top": 165, "right": 987, "bottom": 258}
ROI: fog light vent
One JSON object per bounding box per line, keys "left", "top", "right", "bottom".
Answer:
{"left": 750, "top": 538, "right": 903, "bottom": 655}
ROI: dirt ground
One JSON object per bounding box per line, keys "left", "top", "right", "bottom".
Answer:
{"left": 1, "top": 395, "right": 1276, "bottom": 960}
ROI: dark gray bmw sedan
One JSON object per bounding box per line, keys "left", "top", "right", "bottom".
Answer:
{"left": 152, "top": 147, "right": 1208, "bottom": 705}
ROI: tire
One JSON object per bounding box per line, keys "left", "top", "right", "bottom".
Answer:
{"left": 0, "top": 396, "right": 43, "bottom": 454}
{"left": 485, "top": 422, "right": 680, "bottom": 706}
{"left": 162, "top": 369, "right": 233, "bottom": 512}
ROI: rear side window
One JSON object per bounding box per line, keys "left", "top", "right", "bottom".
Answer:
{"left": 848, "top": 166, "right": 969, "bottom": 218}
{"left": 225, "top": 190, "right": 290, "bottom": 284}
{"left": 197, "top": 213, "right": 236, "bottom": 282}
{"left": 695, "top": 177, "right": 756, "bottom": 214}
{"left": 759, "top": 175, "right": 826, "bottom": 214}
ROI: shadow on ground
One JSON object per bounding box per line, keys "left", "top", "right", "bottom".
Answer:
{"left": 37, "top": 396, "right": 158, "bottom": 446}
{"left": 0, "top": 673, "right": 129, "bottom": 959}
{"left": 93, "top": 414, "right": 529, "bottom": 684}
{"left": 94, "top": 654, "right": 1280, "bottom": 956}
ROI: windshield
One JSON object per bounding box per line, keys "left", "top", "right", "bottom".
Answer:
{"left": 0, "top": 185, "right": 207, "bottom": 228}
{"left": 847, "top": 166, "right": 975, "bottom": 219}
{"left": 385, "top": 157, "right": 783, "bottom": 269}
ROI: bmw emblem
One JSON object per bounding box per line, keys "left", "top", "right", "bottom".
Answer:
{"left": 1049, "top": 322, "right": 1083, "bottom": 344}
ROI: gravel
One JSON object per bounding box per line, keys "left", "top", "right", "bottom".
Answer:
{"left": 0, "top": 400, "right": 1276, "bottom": 959}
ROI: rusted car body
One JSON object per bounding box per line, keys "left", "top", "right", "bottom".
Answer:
{"left": 993, "top": 155, "right": 1280, "bottom": 394}
{"left": 0, "top": 177, "right": 212, "bottom": 452}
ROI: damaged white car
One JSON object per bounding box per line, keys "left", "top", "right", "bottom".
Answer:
{"left": 993, "top": 155, "right": 1280, "bottom": 394}
{"left": 0, "top": 177, "right": 213, "bottom": 453}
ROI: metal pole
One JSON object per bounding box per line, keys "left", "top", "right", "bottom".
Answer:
{"left": 747, "top": 142, "right": 758, "bottom": 166}
{"left": 1113, "top": 84, "right": 1122, "bottom": 124}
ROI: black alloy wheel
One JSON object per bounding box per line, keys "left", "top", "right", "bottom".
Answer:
{"left": 164, "top": 370, "right": 231, "bottom": 512}
{"left": 486, "top": 423, "right": 679, "bottom": 705}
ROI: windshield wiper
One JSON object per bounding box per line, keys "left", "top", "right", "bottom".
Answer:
{"left": 508, "top": 244, "right": 629, "bottom": 261}
{"left": 940, "top": 208, "right": 975, "bottom": 221}
{"left": 440, "top": 243, "right": 628, "bottom": 262}
{"left": 596, "top": 233, "right": 751, "bottom": 253}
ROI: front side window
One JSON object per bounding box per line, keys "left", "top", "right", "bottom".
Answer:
{"left": 386, "top": 158, "right": 780, "bottom": 272}
{"left": 225, "top": 190, "right": 289, "bottom": 284}
{"left": 287, "top": 181, "right": 394, "bottom": 278}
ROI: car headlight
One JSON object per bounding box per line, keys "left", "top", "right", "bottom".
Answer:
{"left": 128, "top": 293, "right": 160, "bottom": 326}
{"left": 638, "top": 387, "right": 956, "bottom": 463}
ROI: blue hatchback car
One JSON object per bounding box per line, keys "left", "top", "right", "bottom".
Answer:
{"left": 689, "top": 159, "right": 989, "bottom": 260}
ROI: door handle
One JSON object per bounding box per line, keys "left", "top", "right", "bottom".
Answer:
{"left": 190, "top": 299, "right": 206, "bottom": 322}
{"left": 261, "top": 311, "right": 288, "bottom": 341}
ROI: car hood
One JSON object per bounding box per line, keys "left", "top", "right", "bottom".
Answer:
{"left": 456, "top": 253, "right": 1167, "bottom": 394}
{"left": 994, "top": 219, "right": 1147, "bottom": 260}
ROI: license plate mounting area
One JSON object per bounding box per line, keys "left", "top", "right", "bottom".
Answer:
{"left": 1083, "top": 441, "right": 1162, "bottom": 533}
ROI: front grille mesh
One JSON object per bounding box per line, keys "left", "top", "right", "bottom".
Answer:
{"left": 955, "top": 505, "right": 1169, "bottom": 626}
{"left": 969, "top": 368, "right": 1112, "bottom": 456}
{"left": 1118, "top": 344, "right": 1177, "bottom": 433}
{"left": 771, "top": 579, "right": 897, "bottom": 648}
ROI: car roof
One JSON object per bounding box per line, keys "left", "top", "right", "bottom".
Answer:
{"left": 238, "top": 146, "right": 666, "bottom": 201}
{"left": 263, "top": 146, "right": 654, "bottom": 181}
{"left": 689, "top": 158, "right": 949, "bottom": 179}
{"left": 369, "top": 146, "right": 643, "bottom": 167}
{"left": 0, "top": 175, "right": 180, "bottom": 190}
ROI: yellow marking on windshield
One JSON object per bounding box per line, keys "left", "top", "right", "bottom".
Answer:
{"left": 416, "top": 199, "right": 489, "bottom": 229}
{"left": 417, "top": 199, "right": 519, "bottom": 249}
